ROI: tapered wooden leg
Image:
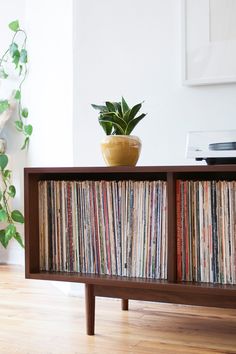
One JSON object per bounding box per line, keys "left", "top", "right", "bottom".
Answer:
{"left": 121, "top": 299, "right": 129, "bottom": 311}
{"left": 85, "top": 284, "right": 95, "bottom": 335}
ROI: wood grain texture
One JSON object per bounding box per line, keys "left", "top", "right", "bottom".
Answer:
{"left": 0, "top": 265, "right": 235, "bottom": 354}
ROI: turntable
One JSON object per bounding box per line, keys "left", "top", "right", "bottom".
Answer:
{"left": 186, "top": 130, "right": 236, "bottom": 165}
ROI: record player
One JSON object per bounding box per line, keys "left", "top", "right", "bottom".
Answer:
{"left": 186, "top": 130, "right": 236, "bottom": 165}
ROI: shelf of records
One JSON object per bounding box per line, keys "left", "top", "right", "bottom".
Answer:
{"left": 38, "top": 180, "right": 168, "bottom": 279}
{"left": 176, "top": 180, "right": 236, "bottom": 285}
{"left": 38, "top": 178, "right": 236, "bottom": 285}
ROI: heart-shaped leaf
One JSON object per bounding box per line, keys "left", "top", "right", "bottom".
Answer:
{"left": 9, "top": 20, "right": 19, "bottom": 32}
{"left": 11, "top": 210, "right": 24, "bottom": 224}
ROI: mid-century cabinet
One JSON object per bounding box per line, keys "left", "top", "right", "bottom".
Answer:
{"left": 24, "top": 166, "right": 236, "bottom": 335}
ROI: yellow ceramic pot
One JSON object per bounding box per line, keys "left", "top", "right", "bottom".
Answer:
{"left": 101, "top": 135, "right": 142, "bottom": 167}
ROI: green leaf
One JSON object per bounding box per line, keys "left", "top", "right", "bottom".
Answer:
{"left": 121, "top": 97, "right": 129, "bottom": 115}
{"left": 21, "top": 136, "right": 29, "bottom": 150}
{"left": 105, "top": 101, "right": 116, "bottom": 112}
{"left": 0, "top": 154, "right": 8, "bottom": 170}
{"left": 9, "top": 20, "right": 19, "bottom": 32}
{"left": 14, "top": 90, "right": 21, "bottom": 100}
{"left": 3, "top": 169, "right": 11, "bottom": 179}
{"left": 0, "top": 230, "right": 8, "bottom": 248}
{"left": 0, "top": 191, "right": 2, "bottom": 201}
{"left": 24, "top": 124, "right": 33, "bottom": 136}
{"left": 100, "top": 112, "right": 127, "bottom": 131}
{"left": 14, "top": 232, "right": 24, "bottom": 248}
{"left": 99, "top": 118, "right": 125, "bottom": 135}
{"left": 127, "top": 103, "right": 142, "bottom": 123}
{"left": 21, "top": 108, "right": 28, "bottom": 118}
{"left": 12, "top": 50, "right": 20, "bottom": 68}
{"left": 15, "top": 120, "right": 23, "bottom": 131}
{"left": 11, "top": 210, "right": 24, "bottom": 224}
{"left": 99, "top": 121, "right": 113, "bottom": 135}
{"left": 0, "top": 100, "right": 10, "bottom": 114}
{"left": 20, "top": 49, "right": 27, "bottom": 63}
{"left": 112, "top": 102, "right": 121, "bottom": 113}
{"left": 19, "top": 64, "right": 23, "bottom": 76}
{"left": 8, "top": 185, "right": 16, "bottom": 198}
{"left": 5, "top": 224, "right": 16, "bottom": 238}
{"left": 9, "top": 42, "right": 18, "bottom": 56}
{"left": 0, "top": 209, "right": 7, "bottom": 222}
{"left": 116, "top": 102, "right": 123, "bottom": 116}
{"left": 125, "top": 113, "right": 147, "bottom": 135}
{"left": 0, "top": 68, "right": 8, "bottom": 79}
{"left": 91, "top": 104, "right": 107, "bottom": 112}
{"left": 123, "top": 109, "right": 131, "bottom": 123}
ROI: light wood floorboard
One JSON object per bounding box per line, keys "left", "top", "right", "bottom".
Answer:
{"left": 0, "top": 265, "right": 235, "bottom": 354}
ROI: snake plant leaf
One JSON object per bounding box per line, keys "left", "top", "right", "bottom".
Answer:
{"left": 91, "top": 104, "right": 107, "bottom": 112}
{"left": 100, "top": 112, "right": 127, "bottom": 131}
{"left": 115, "top": 102, "right": 123, "bottom": 116}
{"left": 93, "top": 97, "right": 147, "bottom": 135}
{"left": 99, "top": 121, "right": 113, "bottom": 135}
{"left": 125, "top": 113, "right": 147, "bottom": 135}
{"left": 105, "top": 101, "right": 116, "bottom": 112}
{"left": 112, "top": 102, "right": 121, "bottom": 113}
{"left": 14, "top": 232, "right": 24, "bottom": 247}
{"left": 0, "top": 154, "right": 8, "bottom": 170}
{"left": 11, "top": 210, "right": 24, "bottom": 223}
{"left": 121, "top": 97, "right": 129, "bottom": 115}
{"left": 99, "top": 118, "right": 125, "bottom": 135}
{"left": 127, "top": 103, "right": 142, "bottom": 123}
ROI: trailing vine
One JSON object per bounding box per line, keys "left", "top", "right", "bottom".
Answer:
{"left": 0, "top": 20, "right": 32, "bottom": 149}
{"left": 0, "top": 154, "right": 24, "bottom": 248}
{"left": 0, "top": 20, "right": 31, "bottom": 248}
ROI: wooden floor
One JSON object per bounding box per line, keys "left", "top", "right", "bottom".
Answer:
{"left": 0, "top": 266, "right": 236, "bottom": 354}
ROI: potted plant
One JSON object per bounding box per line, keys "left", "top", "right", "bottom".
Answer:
{"left": 0, "top": 20, "right": 32, "bottom": 249}
{"left": 92, "top": 97, "right": 147, "bottom": 166}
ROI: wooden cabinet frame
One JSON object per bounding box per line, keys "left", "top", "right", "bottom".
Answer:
{"left": 24, "top": 166, "right": 236, "bottom": 335}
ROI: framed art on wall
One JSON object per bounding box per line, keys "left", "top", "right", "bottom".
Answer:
{"left": 182, "top": 0, "right": 236, "bottom": 85}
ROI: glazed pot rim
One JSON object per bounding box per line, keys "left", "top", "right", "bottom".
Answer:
{"left": 102, "top": 135, "right": 141, "bottom": 141}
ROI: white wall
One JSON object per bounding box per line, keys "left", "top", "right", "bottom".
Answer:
{"left": 0, "top": 0, "right": 74, "bottom": 264}
{"left": 24, "top": 0, "right": 75, "bottom": 294}
{"left": 74, "top": 0, "right": 236, "bottom": 167}
{"left": 0, "top": 0, "right": 26, "bottom": 264}
{"left": 25, "top": 0, "right": 73, "bottom": 167}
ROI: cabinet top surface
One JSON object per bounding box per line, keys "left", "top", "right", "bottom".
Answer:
{"left": 24, "top": 165, "right": 236, "bottom": 174}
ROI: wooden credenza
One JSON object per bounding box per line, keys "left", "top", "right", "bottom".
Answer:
{"left": 24, "top": 166, "right": 236, "bottom": 335}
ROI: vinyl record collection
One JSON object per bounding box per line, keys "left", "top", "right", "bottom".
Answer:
{"left": 176, "top": 180, "right": 236, "bottom": 284}
{"left": 38, "top": 180, "right": 168, "bottom": 279}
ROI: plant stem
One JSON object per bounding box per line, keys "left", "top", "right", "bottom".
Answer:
{"left": 0, "top": 170, "right": 12, "bottom": 224}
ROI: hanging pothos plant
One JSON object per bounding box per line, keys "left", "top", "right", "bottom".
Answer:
{"left": 0, "top": 20, "right": 32, "bottom": 249}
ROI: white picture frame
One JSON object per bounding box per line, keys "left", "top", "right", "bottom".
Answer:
{"left": 182, "top": 0, "right": 236, "bottom": 85}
